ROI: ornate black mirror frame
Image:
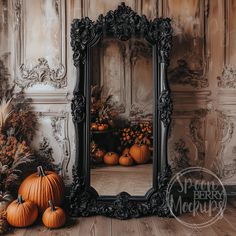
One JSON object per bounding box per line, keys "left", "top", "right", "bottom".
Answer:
{"left": 69, "top": 2, "right": 173, "bottom": 219}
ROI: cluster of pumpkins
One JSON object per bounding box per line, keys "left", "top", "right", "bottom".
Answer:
{"left": 90, "top": 122, "right": 109, "bottom": 131}
{"left": 95, "top": 143, "right": 151, "bottom": 166}
{"left": 3, "top": 166, "right": 65, "bottom": 229}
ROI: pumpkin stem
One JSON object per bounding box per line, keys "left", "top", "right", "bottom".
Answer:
{"left": 49, "top": 200, "right": 56, "bottom": 211}
{"left": 37, "top": 166, "right": 46, "bottom": 176}
{"left": 17, "top": 195, "right": 24, "bottom": 204}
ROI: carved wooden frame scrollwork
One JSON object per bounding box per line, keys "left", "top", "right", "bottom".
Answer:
{"left": 70, "top": 2, "right": 173, "bottom": 219}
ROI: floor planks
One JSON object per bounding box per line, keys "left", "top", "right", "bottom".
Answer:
{"left": 6, "top": 203, "right": 236, "bottom": 236}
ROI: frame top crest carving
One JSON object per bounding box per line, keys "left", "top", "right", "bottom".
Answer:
{"left": 71, "top": 2, "right": 172, "bottom": 66}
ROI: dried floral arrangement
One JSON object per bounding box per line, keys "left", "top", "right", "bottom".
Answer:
{"left": 0, "top": 88, "right": 56, "bottom": 194}
{"left": 91, "top": 85, "right": 120, "bottom": 128}
{"left": 0, "top": 87, "right": 56, "bottom": 234}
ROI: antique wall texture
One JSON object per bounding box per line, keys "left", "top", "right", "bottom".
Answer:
{"left": 0, "top": 0, "right": 236, "bottom": 187}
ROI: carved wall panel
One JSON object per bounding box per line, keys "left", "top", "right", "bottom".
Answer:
{"left": 168, "top": 109, "right": 207, "bottom": 173}
{"left": 130, "top": 40, "right": 153, "bottom": 120}
{"left": 97, "top": 39, "right": 126, "bottom": 113}
{"left": 213, "top": 111, "right": 235, "bottom": 183}
{"left": 13, "top": 0, "right": 67, "bottom": 88}
{"left": 0, "top": 0, "right": 13, "bottom": 87}
{"left": 214, "top": 0, "right": 236, "bottom": 187}
{"left": 225, "top": 0, "right": 236, "bottom": 65}
{"left": 32, "top": 111, "right": 71, "bottom": 182}
{"left": 161, "top": 0, "right": 209, "bottom": 89}
{"left": 217, "top": 1, "right": 236, "bottom": 89}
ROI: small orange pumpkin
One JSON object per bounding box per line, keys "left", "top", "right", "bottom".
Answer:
{"left": 104, "top": 152, "right": 119, "bottom": 165}
{"left": 119, "top": 154, "right": 133, "bottom": 166}
{"left": 42, "top": 200, "right": 66, "bottom": 229}
{"left": 19, "top": 166, "right": 64, "bottom": 212}
{"left": 97, "top": 124, "right": 108, "bottom": 131}
{"left": 6, "top": 195, "right": 38, "bottom": 227}
{"left": 129, "top": 144, "right": 150, "bottom": 164}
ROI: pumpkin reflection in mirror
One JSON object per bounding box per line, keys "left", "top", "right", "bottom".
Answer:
{"left": 119, "top": 153, "right": 133, "bottom": 166}
{"left": 129, "top": 143, "right": 150, "bottom": 164}
{"left": 104, "top": 152, "right": 119, "bottom": 165}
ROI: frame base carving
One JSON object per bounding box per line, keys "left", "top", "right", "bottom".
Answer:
{"left": 69, "top": 165, "right": 173, "bottom": 219}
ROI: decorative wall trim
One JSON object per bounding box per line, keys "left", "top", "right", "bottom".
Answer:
{"left": 213, "top": 111, "right": 234, "bottom": 179}
{"left": 37, "top": 111, "right": 71, "bottom": 179}
{"left": 217, "top": 66, "right": 236, "bottom": 89}
{"left": 189, "top": 116, "right": 205, "bottom": 166}
{"left": 171, "top": 91, "right": 211, "bottom": 111}
{"left": 23, "top": 92, "right": 69, "bottom": 104}
{"left": 13, "top": 0, "right": 67, "bottom": 88}
{"left": 18, "top": 58, "right": 66, "bottom": 88}
{"left": 169, "top": 109, "right": 207, "bottom": 172}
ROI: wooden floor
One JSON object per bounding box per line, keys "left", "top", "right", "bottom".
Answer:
{"left": 91, "top": 163, "right": 152, "bottom": 195}
{"left": 7, "top": 200, "right": 236, "bottom": 236}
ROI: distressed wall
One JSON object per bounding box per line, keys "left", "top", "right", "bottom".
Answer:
{"left": 0, "top": 0, "right": 236, "bottom": 187}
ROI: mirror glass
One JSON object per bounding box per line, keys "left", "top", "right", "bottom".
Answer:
{"left": 90, "top": 37, "right": 154, "bottom": 196}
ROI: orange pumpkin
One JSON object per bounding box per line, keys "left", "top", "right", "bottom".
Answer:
{"left": 19, "top": 166, "right": 64, "bottom": 212}
{"left": 97, "top": 124, "right": 108, "bottom": 131}
{"left": 6, "top": 195, "right": 38, "bottom": 227}
{"left": 103, "top": 152, "right": 119, "bottom": 165}
{"left": 119, "top": 154, "right": 133, "bottom": 166}
{"left": 129, "top": 144, "right": 150, "bottom": 164}
{"left": 93, "top": 148, "right": 105, "bottom": 164}
{"left": 42, "top": 200, "right": 66, "bottom": 229}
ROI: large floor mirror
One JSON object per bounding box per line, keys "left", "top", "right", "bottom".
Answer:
{"left": 70, "top": 3, "right": 173, "bottom": 219}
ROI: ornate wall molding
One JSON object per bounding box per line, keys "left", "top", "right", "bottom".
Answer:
{"left": 217, "top": 66, "right": 236, "bottom": 89}
{"left": 37, "top": 111, "right": 71, "bottom": 180}
{"left": 189, "top": 111, "right": 207, "bottom": 166}
{"left": 23, "top": 91, "right": 69, "bottom": 104}
{"left": 13, "top": 0, "right": 67, "bottom": 89}
{"left": 213, "top": 111, "right": 234, "bottom": 179}
{"left": 169, "top": 109, "right": 207, "bottom": 173}
{"left": 18, "top": 58, "right": 66, "bottom": 88}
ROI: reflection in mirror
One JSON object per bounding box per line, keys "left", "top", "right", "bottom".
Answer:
{"left": 90, "top": 37, "right": 153, "bottom": 196}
